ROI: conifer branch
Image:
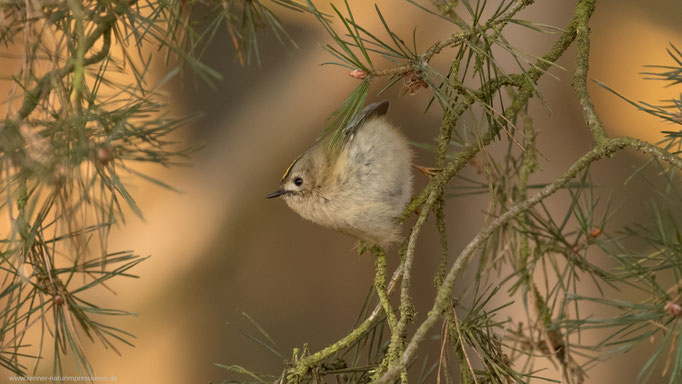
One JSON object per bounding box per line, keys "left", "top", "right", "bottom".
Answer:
{"left": 375, "top": 136, "right": 681, "bottom": 383}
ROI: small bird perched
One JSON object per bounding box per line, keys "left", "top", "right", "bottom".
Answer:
{"left": 267, "top": 100, "right": 413, "bottom": 246}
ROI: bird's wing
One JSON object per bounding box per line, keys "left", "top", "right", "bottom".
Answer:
{"left": 343, "top": 100, "right": 390, "bottom": 142}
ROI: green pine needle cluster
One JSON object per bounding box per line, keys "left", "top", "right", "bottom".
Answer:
{"left": 0, "top": 0, "right": 306, "bottom": 378}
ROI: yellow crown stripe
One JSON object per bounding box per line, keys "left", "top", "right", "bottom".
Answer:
{"left": 282, "top": 153, "right": 304, "bottom": 181}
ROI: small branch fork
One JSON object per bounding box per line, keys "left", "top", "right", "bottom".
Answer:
{"left": 284, "top": 0, "right": 681, "bottom": 382}
{"left": 372, "top": 0, "right": 535, "bottom": 80}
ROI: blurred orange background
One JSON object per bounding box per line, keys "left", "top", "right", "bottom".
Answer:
{"left": 2, "top": 0, "right": 682, "bottom": 383}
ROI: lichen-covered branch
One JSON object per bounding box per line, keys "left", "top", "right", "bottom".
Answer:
{"left": 572, "top": 0, "right": 607, "bottom": 144}
{"left": 374, "top": 188, "right": 440, "bottom": 381}
{"left": 286, "top": 260, "right": 405, "bottom": 380}
{"left": 375, "top": 136, "right": 681, "bottom": 383}
{"left": 373, "top": 246, "right": 398, "bottom": 333}
{"left": 404, "top": 0, "right": 588, "bottom": 220}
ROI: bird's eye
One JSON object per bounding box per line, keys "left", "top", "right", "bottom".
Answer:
{"left": 294, "top": 177, "right": 303, "bottom": 186}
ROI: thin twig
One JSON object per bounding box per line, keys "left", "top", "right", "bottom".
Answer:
{"left": 379, "top": 188, "right": 440, "bottom": 379}
{"left": 374, "top": 246, "right": 398, "bottom": 332}
{"left": 287, "top": 261, "right": 405, "bottom": 379}
{"left": 572, "top": 0, "right": 607, "bottom": 144}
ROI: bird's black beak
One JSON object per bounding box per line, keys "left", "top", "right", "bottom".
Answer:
{"left": 266, "top": 189, "right": 285, "bottom": 199}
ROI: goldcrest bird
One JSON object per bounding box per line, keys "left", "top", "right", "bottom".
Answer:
{"left": 267, "top": 100, "right": 413, "bottom": 246}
